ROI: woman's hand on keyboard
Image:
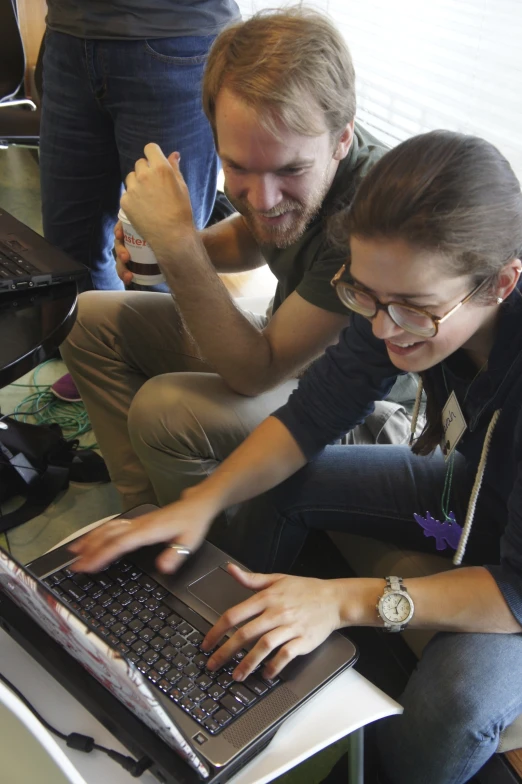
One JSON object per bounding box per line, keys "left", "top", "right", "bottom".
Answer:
{"left": 201, "top": 564, "right": 344, "bottom": 680}
{"left": 68, "top": 494, "right": 218, "bottom": 573}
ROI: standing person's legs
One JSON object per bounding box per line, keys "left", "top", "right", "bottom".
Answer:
{"left": 377, "top": 632, "right": 522, "bottom": 784}
{"left": 40, "top": 30, "right": 124, "bottom": 291}
{"left": 109, "top": 35, "right": 219, "bottom": 230}
{"left": 104, "top": 35, "right": 219, "bottom": 292}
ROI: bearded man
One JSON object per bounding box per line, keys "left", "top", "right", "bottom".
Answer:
{"left": 62, "top": 7, "right": 418, "bottom": 510}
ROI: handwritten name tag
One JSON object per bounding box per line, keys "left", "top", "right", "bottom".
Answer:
{"left": 441, "top": 391, "right": 467, "bottom": 461}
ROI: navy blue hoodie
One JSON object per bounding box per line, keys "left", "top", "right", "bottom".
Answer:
{"left": 274, "top": 284, "right": 522, "bottom": 625}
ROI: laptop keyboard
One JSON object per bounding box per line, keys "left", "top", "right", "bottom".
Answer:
{"left": 0, "top": 241, "right": 38, "bottom": 281}
{"left": 44, "top": 559, "right": 280, "bottom": 735}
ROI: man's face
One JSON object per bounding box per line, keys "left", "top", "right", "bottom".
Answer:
{"left": 215, "top": 88, "right": 351, "bottom": 248}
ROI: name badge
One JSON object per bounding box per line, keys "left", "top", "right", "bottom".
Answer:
{"left": 441, "top": 391, "right": 467, "bottom": 460}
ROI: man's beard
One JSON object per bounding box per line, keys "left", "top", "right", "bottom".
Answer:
{"left": 224, "top": 173, "right": 331, "bottom": 249}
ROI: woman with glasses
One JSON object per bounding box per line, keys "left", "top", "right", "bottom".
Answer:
{"left": 72, "top": 130, "right": 522, "bottom": 784}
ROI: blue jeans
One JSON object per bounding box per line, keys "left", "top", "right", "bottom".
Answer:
{"left": 40, "top": 30, "right": 219, "bottom": 291}
{"left": 222, "top": 445, "right": 522, "bottom": 784}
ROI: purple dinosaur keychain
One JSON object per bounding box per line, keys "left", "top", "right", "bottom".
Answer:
{"left": 413, "top": 511, "right": 463, "bottom": 551}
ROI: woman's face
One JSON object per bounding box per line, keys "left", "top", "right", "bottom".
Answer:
{"left": 349, "top": 236, "right": 499, "bottom": 373}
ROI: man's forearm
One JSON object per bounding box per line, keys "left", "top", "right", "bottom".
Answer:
{"left": 157, "top": 231, "right": 278, "bottom": 393}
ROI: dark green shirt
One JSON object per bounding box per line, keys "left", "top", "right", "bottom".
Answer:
{"left": 262, "top": 123, "right": 386, "bottom": 315}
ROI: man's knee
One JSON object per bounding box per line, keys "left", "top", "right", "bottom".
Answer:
{"left": 128, "top": 373, "right": 248, "bottom": 463}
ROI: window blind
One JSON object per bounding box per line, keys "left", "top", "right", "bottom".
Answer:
{"left": 236, "top": 0, "right": 522, "bottom": 180}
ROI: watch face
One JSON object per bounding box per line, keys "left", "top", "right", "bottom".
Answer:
{"left": 381, "top": 592, "right": 412, "bottom": 623}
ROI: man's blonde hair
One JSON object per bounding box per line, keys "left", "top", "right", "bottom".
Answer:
{"left": 202, "top": 6, "right": 356, "bottom": 142}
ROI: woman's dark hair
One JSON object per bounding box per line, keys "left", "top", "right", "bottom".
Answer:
{"left": 329, "top": 130, "right": 522, "bottom": 454}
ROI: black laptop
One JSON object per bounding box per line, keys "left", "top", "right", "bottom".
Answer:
{"left": 0, "top": 207, "right": 89, "bottom": 292}
{"left": 0, "top": 505, "right": 358, "bottom": 783}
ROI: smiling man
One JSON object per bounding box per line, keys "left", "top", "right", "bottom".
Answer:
{"left": 61, "top": 6, "right": 419, "bottom": 510}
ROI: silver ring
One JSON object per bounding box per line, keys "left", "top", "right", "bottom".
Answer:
{"left": 167, "top": 544, "right": 192, "bottom": 557}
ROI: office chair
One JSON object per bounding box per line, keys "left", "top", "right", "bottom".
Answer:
{"left": 0, "top": 0, "right": 42, "bottom": 149}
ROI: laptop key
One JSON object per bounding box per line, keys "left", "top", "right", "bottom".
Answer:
{"left": 119, "top": 609, "right": 134, "bottom": 624}
{"left": 220, "top": 694, "right": 244, "bottom": 716}
{"left": 244, "top": 675, "right": 268, "bottom": 696}
{"left": 108, "top": 602, "right": 123, "bottom": 615}
{"left": 181, "top": 697, "right": 195, "bottom": 712}
{"left": 203, "top": 717, "right": 220, "bottom": 733}
{"left": 135, "top": 589, "right": 149, "bottom": 602}
{"left": 217, "top": 673, "right": 234, "bottom": 689}
{"left": 187, "top": 631, "right": 204, "bottom": 646}
{"left": 153, "top": 586, "right": 168, "bottom": 600}
{"left": 177, "top": 622, "right": 194, "bottom": 636}
{"left": 131, "top": 640, "right": 148, "bottom": 655}
{"left": 183, "top": 663, "right": 200, "bottom": 679}
{"left": 80, "top": 597, "right": 96, "bottom": 611}
{"left": 159, "top": 626, "right": 174, "bottom": 639}
{"left": 169, "top": 634, "right": 186, "bottom": 649}
{"left": 178, "top": 677, "right": 195, "bottom": 693}
{"left": 191, "top": 707, "right": 207, "bottom": 722}
{"left": 127, "top": 651, "right": 140, "bottom": 664}
{"left": 138, "top": 627, "right": 154, "bottom": 642}
{"left": 87, "top": 585, "right": 103, "bottom": 599}
{"left": 122, "top": 631, "right": 137, "bottom": 646}
{"left": 143, "top": 649, "right": 159, "bottom": 666}
{"left": 181, "top": 644, "right": 198, "bottom": 659}
{"left": 148, "top": 669, "right": 161, "bottom": 684}
{"left": 92, "top": 573, "right": 112, "bottom": 590}
{"left": 128, "top": 618, "right": 144, "bottom": 632}
{"left": 137, "top": 660, "right": 151, "bottom": 674}
{"left": 151, "top": 636, "right": 166, "bottom": 651}
{"left": 72, "top": 574, "right": 94, "bottom": 591}
{"left": 111, "top": 622, "right": 126, "bottom": 637}
{"left": 125, "top": 581, "right": 139, "bottom": 594}
{"left": 172, "top": 653, "right": 188, "bottom": 668}
{"left": 99, "top": 593, "right": 112, "bottom": 607}
{"left": 117, "top": 592, "right": 132, "bottom": 606}
{"left": 128, "top": 601, "right": 142, "bottom": 615}
{"left": 201, "top": 698, "right": 219, "bottom": 715}
{"left": 91, "top": 604, "right": 105, "bottom": 619}
{"left": 138, "top": 575, "right": 157, "bottom": 591}
{"left": 208, "top": 684, "right": 226, "bottom": 701}
{"left": 214, "top": 709, "right": 232, "bottom": 727}
{"left": 187, "top": 687, "right": 206, "bottom": 703}
{"left": 196, "top": 674, "right": 213, "bottom": 690}
{"left": 145, "top": 597, "right": 160, "bottom": 611}
{"left": 61, "top": 579, "right": 86, "bottom": 602}
{"left": 158, "top": 679, "right": 172, "bottom": 693}
{"left": 147, "top": 617, "right": 163, "bottom": 633}
{"left": 194, "top": 654, "right": 208, "bottom": 670}
{"left": 169, "top": 688, "right": 182, "bottom": 702}
{"left": 155, "top": 659, "right": 170, "bottom": 675}
{"left": 138, "top": 609, "right": 153, "bottom": 622}
{"left": 101, "top": 613, "right": 116, "bottom": 628}
{"left": 229, "top": 684, "right": 256, "bottom": 706}
{"left": 98, "top": 625, "right": 110, "bottom": 637}
{"left": 166, "top": 613, "right": 181, "bottom": 628}
{"left": 166, "top": 668, "right": 181, "bottom": 685}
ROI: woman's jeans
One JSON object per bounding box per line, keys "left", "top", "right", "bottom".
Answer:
{"left": 40, "top": 30, "right": 219, "bottom": 291}
{"left": 223, "top": 445, "right": 522, "bottom": 784}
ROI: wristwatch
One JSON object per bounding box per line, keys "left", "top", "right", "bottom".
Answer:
{"left": 377, "top": 576, "right": 415, "bottom": 632}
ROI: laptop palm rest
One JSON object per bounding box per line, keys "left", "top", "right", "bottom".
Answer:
{"left": 187, "top": 567, "right": 254, "bottom": 617}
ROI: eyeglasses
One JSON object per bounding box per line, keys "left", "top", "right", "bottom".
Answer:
{"left": 330, "top": 265, "right": 488, "bottom": 338}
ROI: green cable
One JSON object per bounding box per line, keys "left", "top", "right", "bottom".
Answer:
{"left": 8, "top": 360, "right": 98, "bottom": 449}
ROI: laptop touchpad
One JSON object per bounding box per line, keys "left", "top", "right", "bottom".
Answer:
{"left": 187, "top": 567, "right": 254, "bottom": 617}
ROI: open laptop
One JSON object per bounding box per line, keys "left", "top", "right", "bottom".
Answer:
{"left": 0, "top": 207, "right": 89, "bottom": 293}
{"left": 0, "top": 505, "right": 358, "bottom": 783}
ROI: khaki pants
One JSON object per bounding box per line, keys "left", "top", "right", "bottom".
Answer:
{"left": 62, "top": 291, "right": 416, "bottom": 509}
